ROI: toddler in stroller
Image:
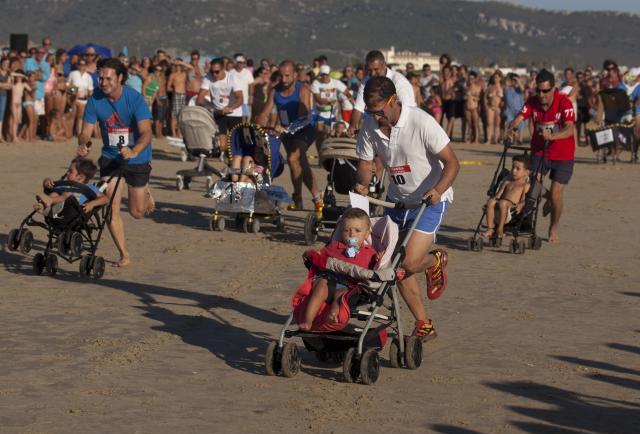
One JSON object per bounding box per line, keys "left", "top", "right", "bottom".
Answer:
{"left": 8, "top": 156, "right": 122, "bottom": 278}
{"left": 481, "top": 154, "right": 531, "bottom": 242}
{"left": 298, "top": 208, "right": 379, "bottom": 331}
{"left": 207, "top": 122, "right": 290, "bottom": 233}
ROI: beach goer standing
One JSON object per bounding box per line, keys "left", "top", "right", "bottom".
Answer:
{"left": 229, "top": 54, "right": 254, "bottom": 122}
{"left": 77, "top": 58, "right": 155, "bottom": 267}
{"left": 23, "top": 46, "right": 51, "bottom": 137}
{"left": 167, "top": 60, "right": 188, "bottom": 137}
{"left": 67, "top": 59, "right": 94, "bottom": 135}
{"left": 186, "top": 50, "right": 204, "bottom": 104}
{"left": 508, "top": 69, "right": 576, "bottom": 243}
{"left": 0, "top": 57, "right": 11, "bottom": 142}
{"left": 354, "top": 77, "right": 460, "bottom": 339}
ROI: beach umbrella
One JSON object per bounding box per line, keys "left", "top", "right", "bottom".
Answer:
{"left": 67, "top": 43, "right": 112, "bottom": 59}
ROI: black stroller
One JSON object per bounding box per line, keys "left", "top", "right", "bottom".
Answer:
{"left": 303, "top": 137, "right": 384, "bottom": 245}
{"left": 467, "top": 140, "right": 545, "bottom": 254}
{"left": 266, "top": 198, "right": 431, "bottom": 385}
{"left": 7, "top": 173, "right": 123, "bottom": 278}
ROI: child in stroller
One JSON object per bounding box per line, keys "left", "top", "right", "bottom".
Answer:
{"left": 481, "top": 154, "right": 531, "bottom": 242}
{"left": 35, "top": 157, "right": 107, "bottom": 216}
{"left": 298, "top": 208, "right": 379, "bottom": 331}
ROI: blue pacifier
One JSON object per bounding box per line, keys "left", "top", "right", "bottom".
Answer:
{"left": 345, "top": 237, "right": 359, "bottom": 258}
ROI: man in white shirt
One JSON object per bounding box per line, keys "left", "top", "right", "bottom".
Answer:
{"left": 354, "top": 76, "right": 460, "bottom": 340}
{"left": 196, "top": 57, "right": 243, "bottom": 152}
{"left": 311, "top": 64, "right": 354, "bottom": 153}
{"left": 66, "top": 59, "right": 94, "bottom": 135}
{"left": 229, "top": 53, "right": 254, "bottom": 121}
{"left": 348, "top": 50, "right": 416, "bottom": 136}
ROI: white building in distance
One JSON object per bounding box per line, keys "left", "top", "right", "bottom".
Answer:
{"left": 379, "top": 46, "right": 442, "bottom": 72}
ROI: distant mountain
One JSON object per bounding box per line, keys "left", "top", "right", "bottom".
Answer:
{"left": 2, "top": 0, "right": 638, "bottom": 67}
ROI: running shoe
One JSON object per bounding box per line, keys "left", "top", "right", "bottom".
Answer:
{"left": 287, "top": 194, "right": 303, "bottom": 211}
{"left": 426, "top": 249, "right": 448, "bottom": 300}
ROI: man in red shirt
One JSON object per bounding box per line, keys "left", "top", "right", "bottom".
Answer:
{"left": 508, "top": 69, "right": 576, "bottom": 243}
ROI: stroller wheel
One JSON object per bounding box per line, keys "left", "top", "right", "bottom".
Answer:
{"left": 388, "top": 338, "right": 402, "bottom": 368}
{"left": 183, "top": 176, "right": 192, "bottom": 189}
{"left": 205, "top": 176, "right": 213, "bottom": 192}
{"left": 7, "top": 228, "right": 20, "bottom": 251}
{"left": 19, "top": 229, "right": 33, "bottom": 254}
{"left": 518, "top": 239, "right": 527, "bottom": 255}
{"left": 32, "top": 253, "right": 45, "bottom": 275}
{"left": 466, "top": 237, "right": 474, "bottom": 251}
{"left": 280, "top": 342, "right": 301, "bottom": 378}
{"left": 69, "top": 232, "right": 83, "bottom": 257}
{"left": 360, "top": 348, "right": 381, "bottom": 385}
{"left": 476, "top": 237, "right": 484, "bottom": 251}
{"left": 509, "top": 239, "right": 518, "bottom": 254}
{"left": 239, "top": 217, "right": 250, "bottom": 233}
{"left": 176, "top": 176, "right": 184, "bottom": 191}
{"left": 210, "top": 215, "right": 225, "bottom": 232}
{"left": 303, "top": 212, "right": 319, "bottom": 246}
{"left": 492, "top": 237, "right": 502, "bottom": 248}
{"left": 250, "top": 218, "right": 261, "bottom": 234}
{"left": 276, "top": 215, "right": 286, "bottom": 231}
{"left": 342, "top": 347, "right": 360, "bottom": 383}
{"left": 45, "top": 254, "right": 58, "bottom": 276}
{"left": 92, "top": 256, "right": 106, "bottom": 279}
{"left": 532, "top": 236, "right": 542, "bottom": 250}
{"left": 404, "top": 336, "right": 423, "bottom": 370}
{"left": 265, "top": 341, "right": 280, "bottom": 376}
{"left": 79, "top": 255, "right": 91, "bottom": 278}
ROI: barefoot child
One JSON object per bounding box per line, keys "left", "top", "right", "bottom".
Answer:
{"left": 482, "top": 154, "right": 531, "bottom": 241}
{"left": 299, "top": 208, "right": 378, "bottom": 331}
{"left": 35, "top": 157, "right": 107, "bottom": 215}
{"left": 9, "top": 70, "right": 29, "bottom": 142}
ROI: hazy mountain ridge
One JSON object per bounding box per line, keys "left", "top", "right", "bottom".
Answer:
{"left": 1, "top": 0, "right": 638, "bottom": 67}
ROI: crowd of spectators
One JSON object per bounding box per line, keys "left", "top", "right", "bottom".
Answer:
{"left": 1, "top": 37, "right": 638, "bottom": 146}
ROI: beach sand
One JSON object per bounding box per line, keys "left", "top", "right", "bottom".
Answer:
{"left": 1, "top": 138, "right": 638, "bottom": 434}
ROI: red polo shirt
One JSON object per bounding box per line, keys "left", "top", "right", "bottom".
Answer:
{"left": 519, "top": 89, "right": 576, "bottom": 160}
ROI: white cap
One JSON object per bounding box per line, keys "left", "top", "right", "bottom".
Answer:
{"left": 319, "top": 65, "right": 331, "bottom": 75}
{"left": 235, "top": 55, "right": 246, "bottom": 63}
{"left": 629, "top": 67, "right": 640, "bottom": 77}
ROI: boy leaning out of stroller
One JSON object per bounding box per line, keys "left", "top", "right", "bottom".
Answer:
{"left": 35, "top": 157, "right": 108, "bottom": 215}
{"left": 481, "top": 154, "right": 531, "bottom": 242}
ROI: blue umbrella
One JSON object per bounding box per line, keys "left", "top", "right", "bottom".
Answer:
{"left": 67, "top": 43, "right": 112, "bottom": 59}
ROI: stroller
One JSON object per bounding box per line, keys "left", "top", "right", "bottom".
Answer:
{"left": 585, "top": 88, "right": 637, "bottom": 164}
{"left": 467, "top": 140, "right": 545, "bottom": 254}
{"left": 173, "top": 106, "right": 224, "bottom": 191}
{"left": 206, "top": 123, "right": 290, "bottom": 234}
{"left": 303, "top": 137, "right": 384, "bottom": 245}
{"left": 7, "top": 172, "right": 123, "bottom": 278}
{"left": 265, "top": 198, "right": 431, "bottom": 385}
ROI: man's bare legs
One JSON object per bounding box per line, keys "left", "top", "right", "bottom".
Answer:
{"left": 287, "top": 141, "right": 319, "bottom": 201}
{"left": 397, "top": 231, "right": 437, "bottom": 323}
{"left": 548, "top": 181, "right": 564, "bottom": 243}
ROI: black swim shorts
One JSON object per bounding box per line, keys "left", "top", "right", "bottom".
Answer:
{"left": 530, "top": 155, "right": 574, "bottom": 185}
{"left": 99, "top": 157, "right": 152, "bottom": 188}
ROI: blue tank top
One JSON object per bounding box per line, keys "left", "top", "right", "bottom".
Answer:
{"left": 274, "top": 81, "right": 302, "bottom": 127}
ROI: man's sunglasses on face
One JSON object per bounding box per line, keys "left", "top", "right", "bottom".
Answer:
{"left": 364, "top": 95, "right": 395, "bottom": 117}
{"left": 536, "top": 87, "right": 553, "bottom": 95}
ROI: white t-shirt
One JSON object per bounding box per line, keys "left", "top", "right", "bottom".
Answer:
{"left": 200, "top": 71, "right": 243, "bottom": 117}
{"left": 356, "top": 106, "right": 453, "bottom": 204}
{"left": 229, "top": 67, "right": 254, "bottom": 106}
{"left": 354, "top": 68, "right": 416, "bottom": 113}
{"left": 311, "top": 78, "right": 347, "bottom": 118}
{"left": 67, "top": 70, "right": 94, "bottom": 99}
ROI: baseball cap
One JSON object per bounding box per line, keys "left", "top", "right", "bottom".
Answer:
{"left": 235, "top": 55, "right": 246, "bottom": 63}
{"left": 319, "top": 65, "right": 331, "bottom": 75}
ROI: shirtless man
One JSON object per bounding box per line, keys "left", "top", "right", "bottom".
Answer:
{"left": 186, "top": 50, "right": 204, "bottom": 103}
{"left": 482, "top": 154, "right": 531, "bottom": 241}
{"left": 167, "top": 60, "right": 189, "bottom": 137}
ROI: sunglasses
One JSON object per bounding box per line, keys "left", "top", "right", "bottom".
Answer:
{"left": 212, "top": 69, "right": 223, "bottom": 75}
{"left": 536, "top": 87, "right": 553, "bottom": 94}
{"left": 364, "top": 95, "right": 395, "bottom": 116}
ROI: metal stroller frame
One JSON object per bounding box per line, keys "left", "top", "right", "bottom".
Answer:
{"left": 265, "top": 198, "right": 431, "bottom": 385}
{"left": 467, "top": 140, "right": 547, "bottom": 254}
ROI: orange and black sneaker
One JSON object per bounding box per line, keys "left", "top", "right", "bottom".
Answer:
{"left": 287, "top": 194, "right": 303, "bottom": 211}
{"left": 313, "top": 197, "right": 323, "bottom": 219}
{"left": 426, "top": 249, "right": 448, "bottom": 300}
{"left": 413, "top": 319, "right": 437, "bottom": 341}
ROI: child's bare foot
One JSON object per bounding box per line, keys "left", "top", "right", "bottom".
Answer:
{"left": 145, "top": 188, "right": 155, "bottom": 215}
{"left": 327, "top": 304, "right": 340, "bottom": 323}
{"left": 481, "top": 228, "right": 494, "bottom": 239}
{"left": 36, "top": 193, "right": 52, "bottom": 208}
{"left": 298, "top": 322, "right": 312, "bottom": 331}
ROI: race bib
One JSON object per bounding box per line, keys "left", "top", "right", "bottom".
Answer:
{"left": 537, "top": 122, "right": 559, "bottom": 135}
{"left": 108, "top": 127, "right": 134, "bottom": 148}
{"left": 389, "top": 164, "right": 411, "bottom": 185}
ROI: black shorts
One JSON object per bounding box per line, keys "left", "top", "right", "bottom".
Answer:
{"left": 99, "top": 157, "right": 152, "bottom": 188}
{"left": 443, "top": 100, "right": 454, "bottom": 118}
{"left": 282, "top": 125, "right": 315, "bottom": 154}
{"left": 577, "top": 106, "right": 590, "bottom": 124}
{"left": 213, "top": 114, "right": 242, "bottom": 135}
{"left": 530, "top": 155, "right": 574, "bottom": 185}
{"left": 453, "top": 100, "right": 465, "bottom": 118}
{"left": 153, "top": 96, "right": 168, "bottom": 122}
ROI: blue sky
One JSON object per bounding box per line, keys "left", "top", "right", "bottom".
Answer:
{"left": 497, "top": 0, "right": 639, "bottom": 13}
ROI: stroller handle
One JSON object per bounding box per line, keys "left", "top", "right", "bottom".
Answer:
{"left": 366, "top": 195, "right": 432, "bottom": 210}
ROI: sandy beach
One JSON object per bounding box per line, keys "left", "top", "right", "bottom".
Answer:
{"left": 1, "top": 138, "right": 638, "bottom": 434}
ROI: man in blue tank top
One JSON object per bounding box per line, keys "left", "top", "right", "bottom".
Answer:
{"left": 76, "top": 58, "right": 154, "bottom": 267}
{"left": 256, "top": 60, "right": 322, "bottom": 213}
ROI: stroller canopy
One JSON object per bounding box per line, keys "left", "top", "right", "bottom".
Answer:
{"left": 228, "top": 123, "right": 285, "bottom": 180}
